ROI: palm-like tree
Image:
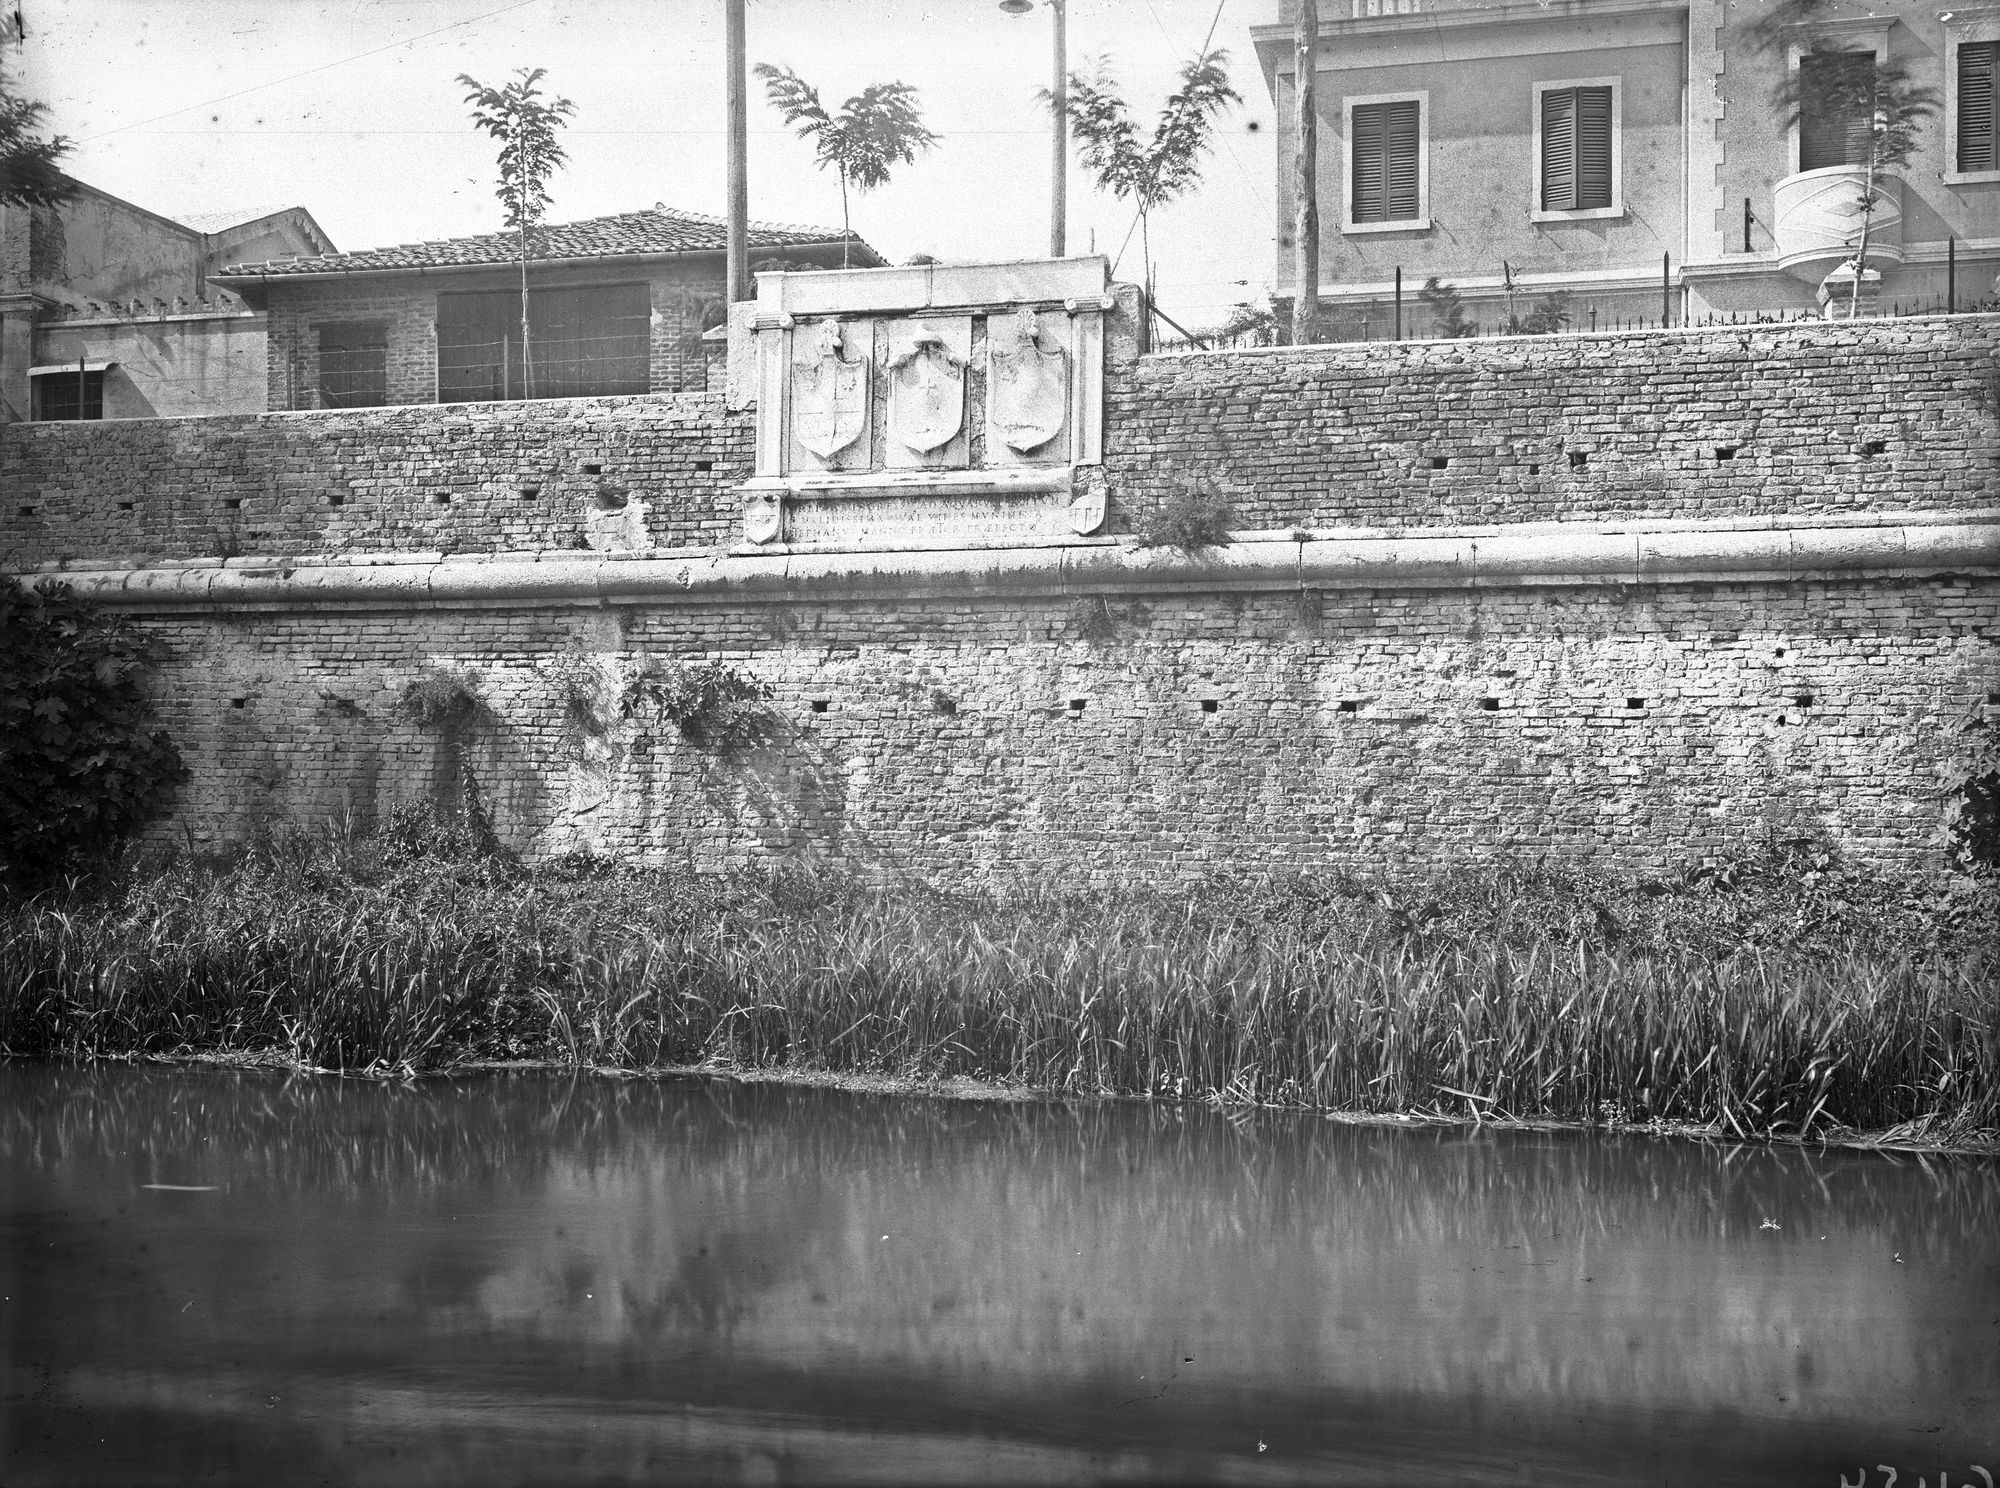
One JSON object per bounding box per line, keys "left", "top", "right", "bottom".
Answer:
{"left": 755, "top": 65, "right": 938, "bottom": 268}
{"left": 1050, "top": 49, "right": 1239, "bottom": 338}
{"left": 1741, "top": 0, "right": 1938, "bottom": 319}
{"left": 457, "top": 67, "right": 577, "bottom": 398}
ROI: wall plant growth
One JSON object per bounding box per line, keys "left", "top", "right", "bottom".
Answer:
{"left": 0, "top": 577, "right": 185, "bottom": 891}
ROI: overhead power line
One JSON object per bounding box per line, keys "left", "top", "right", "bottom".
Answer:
{"left": 79, "top": 0, "right": 548, "bottom": 143}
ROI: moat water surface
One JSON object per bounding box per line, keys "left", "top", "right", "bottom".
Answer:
{"left": 2, "top": 1065, "right": 1995, "bottom": 1487}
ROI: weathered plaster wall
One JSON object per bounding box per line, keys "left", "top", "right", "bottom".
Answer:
{"left": 32, "top": 314, "right": 267, "bottom": 419}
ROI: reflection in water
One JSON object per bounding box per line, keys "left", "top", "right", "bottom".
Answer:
{"left": 3, "top": 1065, "right": 1995, "bottom": 1486}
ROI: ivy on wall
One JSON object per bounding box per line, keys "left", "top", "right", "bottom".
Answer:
{"left": 0, "top": 577, "right": 186, "bottom": 890}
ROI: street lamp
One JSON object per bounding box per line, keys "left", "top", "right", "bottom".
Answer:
{"left": 1000, "top": 0, "right": 1066, "bottom": 258}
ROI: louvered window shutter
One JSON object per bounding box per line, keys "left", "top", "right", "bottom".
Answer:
{"left": 1352, "top": 100, "right": 1421, "bottom": 222}
{"left": 1541, "top": 90, "right": 1576, "bottom": 210}
{"left": 1353, "top": 105, "right": 1387, "bottom": 222}
{"left": 1960, "top": 41, "right": 1999, "bottom": 173}
{"left": 1542, "top": 87, "right": 1614, "bottom": 211}
{"left": 1385, "top": 101, "right": 1420, "bottom": 218}
{"left": 1798, "top": 52, "right": 1875, "bottom": 170}
{"left": 1575, "top": 87, "right": 1614, "bottom": 208}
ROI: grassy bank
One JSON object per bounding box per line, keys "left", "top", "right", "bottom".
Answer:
{"left": 3, "top": 818, "right": 1995, "bottom": 1144}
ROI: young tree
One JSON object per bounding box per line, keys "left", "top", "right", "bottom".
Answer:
{"left": 1050, "top": 49, "right": 1240, "bottom": 341}
{"left": 754, "top": 66, "right": 937, "bottom": 269}
{"left": 456, "top": 67, "right": 577, "bottom": 399}
{"left": 1, "top": 14, "right": 74, "bottom": 208}
{"left": 1741, "top": 0, "right": 1938, "bottom": 319}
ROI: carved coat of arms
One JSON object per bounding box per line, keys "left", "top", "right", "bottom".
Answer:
{"left": 791, "top": 322, "right": 869, "bottom": 463}
{"left": 887, "top": 326, "right": 965, "bottom": 454}
{"left": 988, "top": 308, "right": 1067, "bottom": 454}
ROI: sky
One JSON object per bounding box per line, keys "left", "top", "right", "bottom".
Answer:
{"left": 15, "top": 0, "right": 1282, "bottom": 330}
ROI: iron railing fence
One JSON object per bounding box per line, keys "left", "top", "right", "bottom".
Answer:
{"left": 1152, "top": 291, "right": 2000, "bottom": 355}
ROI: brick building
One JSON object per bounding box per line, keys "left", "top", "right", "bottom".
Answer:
{"left": 211, "top": 206, "right": 883, "bottom": 411}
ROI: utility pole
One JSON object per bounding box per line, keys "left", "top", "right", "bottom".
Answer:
{"left": 1049, "top": 0, "right": 1067, "bottom": 257}
{"left": 1291, "top": 0, "right": 1320, "bottom": 346}
{"left": 726, "top": 0, "right": 750, "bottom": 303}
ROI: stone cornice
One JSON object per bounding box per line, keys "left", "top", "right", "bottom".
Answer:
{"left": 11, "top": 512, "right": 1997, "bottom": 613}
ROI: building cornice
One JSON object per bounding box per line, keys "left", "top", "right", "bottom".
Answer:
{"left": 12, "top": 511, "right": 1995, "bottom": 613}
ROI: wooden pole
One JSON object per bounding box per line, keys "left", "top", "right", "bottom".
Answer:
{"left": 1662, "top": 251, "right": 1671, "bottom": 328}
{"left": 1947, "top": 236, "right": 1957, "bottom": 314}
{"left": 726, "top": 0, "right": 750, "bottom": 303}
{"left": 1290, "top": 0, "right": 1319, "bottom": 346}
{"left": 1394, "top": 265, "right": 1402, "bottom": 341}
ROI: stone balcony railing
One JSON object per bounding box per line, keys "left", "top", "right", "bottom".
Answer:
{"left": 1772, "top": 165, "right": 1904, "bottom": 282}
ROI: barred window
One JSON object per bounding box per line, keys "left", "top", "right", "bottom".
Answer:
{"left": 32, "top": 368, "right": 104, "bottom": 421}
{"left": 437, "top": 283, "right": 650, "bottom": 404}
{"left": 317, "top": 322, "right": 387, "bottom": 408}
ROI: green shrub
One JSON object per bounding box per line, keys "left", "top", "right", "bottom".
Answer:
{"left": 0, "top": 577, "right": 186, "bottom": 892}
{"left": 1135, "top": 483, "right": 1234, "bottom": 553}
{"left": 398, "top": 668, "right": 482, "bottom": 728}
{"left": 620, "top": 659, "right": 778, "bottom": 752}
{"left": 1419, "top": 276, "right": 1477, "bottom": 338}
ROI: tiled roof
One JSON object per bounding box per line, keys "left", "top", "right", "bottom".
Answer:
{"left": 216, "top": 205, "right": 875, "bottom": 277}
{"left": 176, "top": 204, "right": 298, "bottom": 234}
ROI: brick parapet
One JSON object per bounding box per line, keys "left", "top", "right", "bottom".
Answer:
{"left": 2, "top": 393, "right": 752, "bottom": 563}
{"left": 6, "top": 313, "right": 1999, "bottom": 571}
{"left": 1104, "top": 314, "right": 2000, "bottom": 533}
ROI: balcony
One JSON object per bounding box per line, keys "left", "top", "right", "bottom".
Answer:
{"left": 1772, "top": 166, "right": 1903, "bottom": 283}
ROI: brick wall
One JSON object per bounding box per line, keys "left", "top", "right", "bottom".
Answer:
{"left": 7, "top": 313, "right": 1999, "bottom": 879}
{"left": 263, "top": 281, "right": 439, "bottom": 410}
{"left": 138, "top": 576, "right": 1998, "bottom": 877}
{"left": 0, "top": 394, "right": 751, "bottom": 562}
{"left": 7, "top": 315, "right": 1997, "bottom": 571}
{"left": 1106, "top": 316, "right": 2000, "bottom": 533}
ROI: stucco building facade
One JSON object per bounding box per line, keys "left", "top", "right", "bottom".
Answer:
{"left": 1255, "top": 0, "right": 2000, "bottom": 335}
{"left": 0, "top": 177, "right": 330, "bottom": 422}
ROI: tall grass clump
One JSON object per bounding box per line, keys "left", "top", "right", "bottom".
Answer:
{"left": 2, "top": 825, "right": 1993, "bottom": 1144}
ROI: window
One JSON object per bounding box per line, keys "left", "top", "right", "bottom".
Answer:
{"left": 316, "top": 322, "right": 387, "bottom": 408}
{"left": 437, "top": 283, "right": 650, "bottom": 403}
{"left": 1957, "top": 39, "right": 2000, "bottom": 174}
{"left": 1345, "top": 93, "right": 1427, "bottom": 231}
{"left": 31, "top": 367, "right": 105, "bottom": 421}
{"left": 1797, "top": 50, "right": 1877, "bottom": 171}
{"left": 1536, "top": 82, "right": 1617, "bottom": 215}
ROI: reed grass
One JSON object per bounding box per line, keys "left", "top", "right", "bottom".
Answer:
{"left": 2, "top": 820, "right": 1994, "bottom": 1141}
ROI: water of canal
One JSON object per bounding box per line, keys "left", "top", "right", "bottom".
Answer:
{"left": 2, "top": 1064, "right": 1995, "bottom": 1486}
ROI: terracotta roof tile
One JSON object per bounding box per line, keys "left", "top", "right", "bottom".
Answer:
{"left": 216, "top": 204, "right": 875, "bottom": 277}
